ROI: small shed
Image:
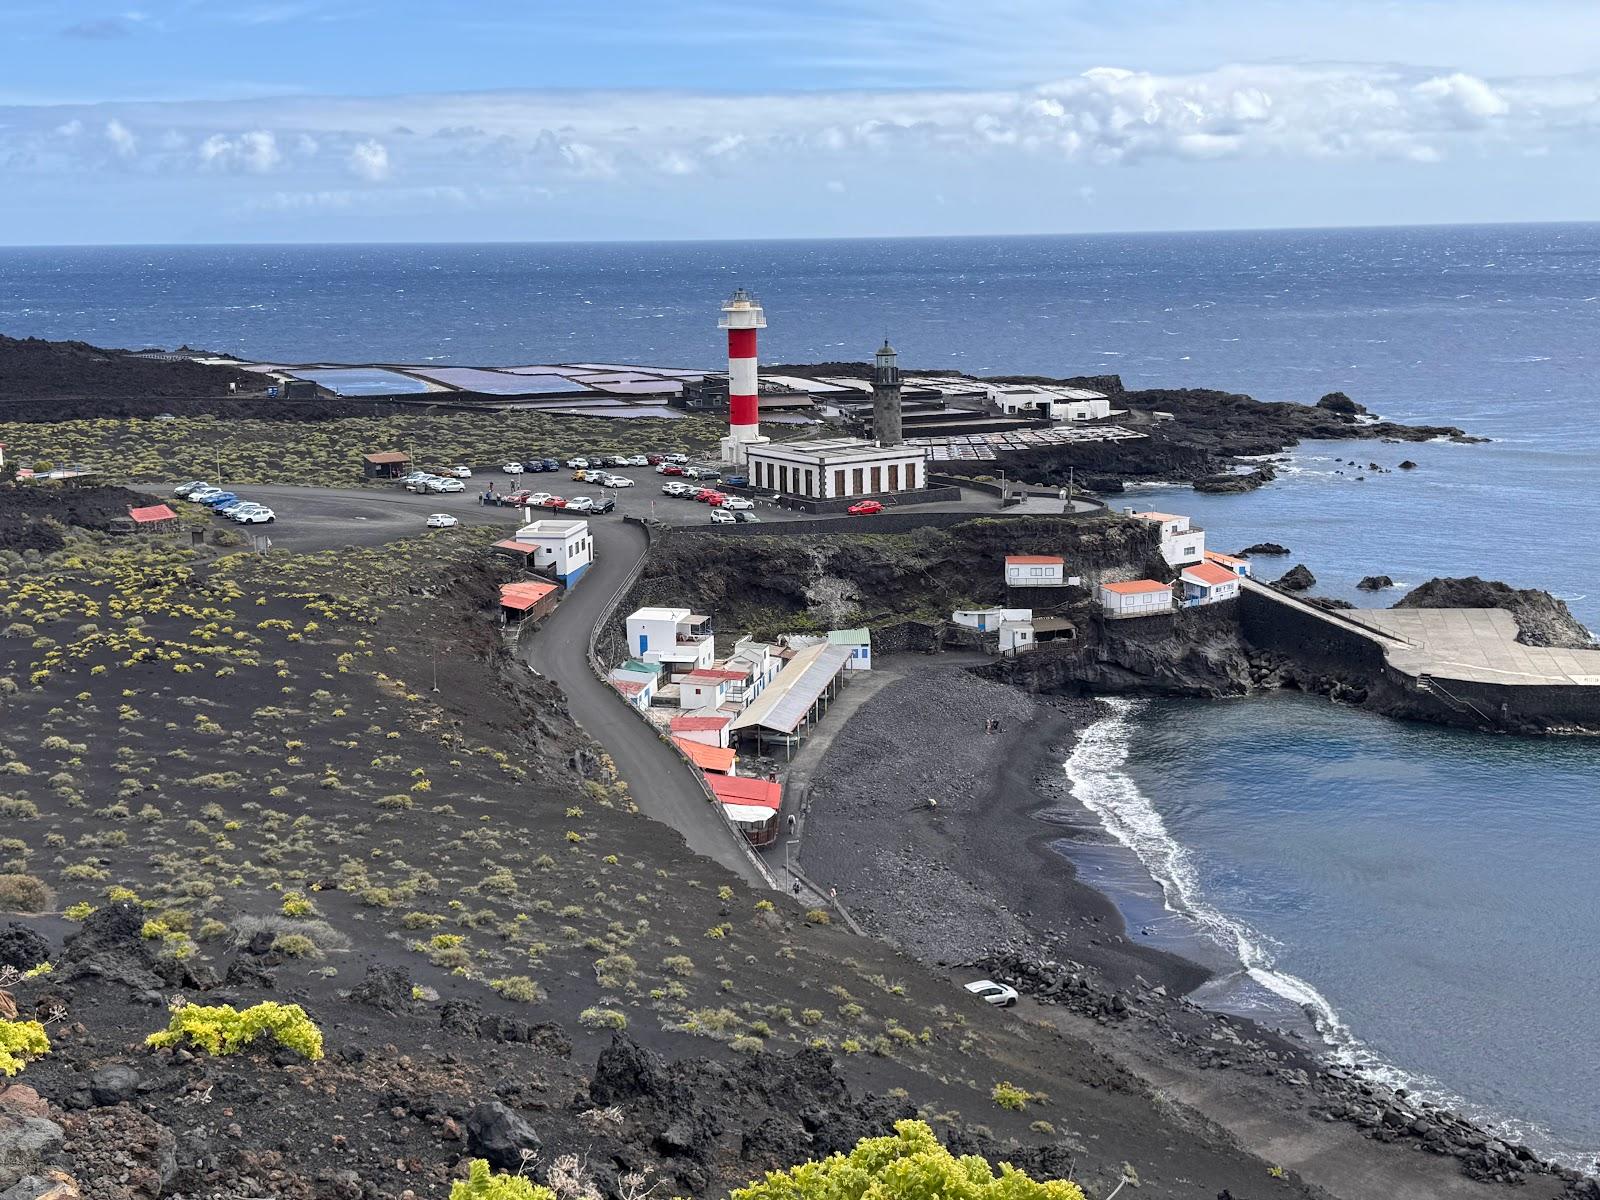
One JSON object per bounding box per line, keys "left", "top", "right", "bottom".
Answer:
{"left": 707, "top": 774, "right": 782, "bottom": 847}
{"left": 827, "top": 627, "right": 872, "bottom": 671}
{"left": 499, "top": 580, "right": 559, "bottom": 624}
{"left": 128, "top": 503, "right": 178, "bottom": 532}
{"left": 363, "top": 451, "right": 412, "bottom": 479}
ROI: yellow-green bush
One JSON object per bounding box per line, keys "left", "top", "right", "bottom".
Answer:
{"left": 991, "top": 1081, "right": 1036, "bottom": 1111}
{"left": 0, "top": 1019, "right": 50, "bottom": 1076}
{"left": 734, "top": 1120, "right": 1084, "bottom": 1200}
{"left": 145, "top": 1001, "right": 324, "bottom": 1061}
{"left": 450, "top": 1159, "right": 555, "bottom": 1200}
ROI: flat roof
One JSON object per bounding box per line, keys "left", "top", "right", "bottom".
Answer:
{"left": 748, "top": 438, "right": 929, "bottom": 464}
{"left": 516, "top": 519, "right": 587, "bottom": 538}
{"left": 1131, "top": 511, "right": 1185, "bottom": 522}
{"left": 629, "top": 606, "right": 690, "bottom": 622}
{"left": 1102, "top": 579, "right": 1173, "bottom": 596}
{"left": 729, "top": 642, "right": 854, "bottom": 735}
{"left": 682, "top": 669, "right": 746, "bottom": 685}
{"left": 670, "top": 713, "right": 732, "bottom": 731}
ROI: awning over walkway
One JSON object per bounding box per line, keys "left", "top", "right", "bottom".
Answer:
{"left": 728, "top": 642, "right": 854, "bottom": 735}
{"left": 706, "top": 773, "right": 781, "bottom": 823}
{"left": 672, "top": 737, "right": 736, "bottom": 774}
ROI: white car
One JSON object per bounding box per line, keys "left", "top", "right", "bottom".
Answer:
{"left": 565, "top": 457, "right": 589, "bottom": 469}
{"left": 502, "top": 462, "right": 524, "bottom": 475}
{"left": 428, "top": 478, "right": 465, "bottom": 493}
{"left": 426, "top": 513, "right": 459, "bottom": 529}
{"left": 234, "top": 507, "right": 275, "bottom": 525}
{"left": 963, "top": 979, "right": 1019, "bottom": 1007}
{"left": 661, "top": 482, "right": 690, "bottom": 497}
{"left": 565, "top": 496, "right": 596, "bottom": 513}
{"left": 526, "top": 492, "right": 554, "bottom": 505}
{"left": 449, "top": 466, "right": 473, "bottom": 478}
{"left": 625, "top": 455, "right": 649, "bottom": 467}
{"left": 664, "top": 453, "right": 689, "bottom": 464}
{"left": 722, "top": 496, "right": 754, "bottom": 510}
{"left": 187, "top": 487, "right": 223, "bottom": 503}
{"left": 173, "top": 480, "right": 208, "bottom": 497}
{"left": 709, "top": 508, "right": 736, "bottom": 524}
{"left": 604, "top": 475, "right": 634, "bottom": 488}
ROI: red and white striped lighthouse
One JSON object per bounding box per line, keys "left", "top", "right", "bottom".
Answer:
{"left": 718, "top": 288, "right": 768, "bottom": 464}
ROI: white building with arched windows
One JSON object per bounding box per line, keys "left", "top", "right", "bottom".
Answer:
{"left": 744, "top": 438, "right": 930, "bottom": 503}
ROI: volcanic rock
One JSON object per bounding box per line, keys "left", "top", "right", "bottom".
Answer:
{"left": 0, "top": 928, "right": 50, "bottom": 974}
{"left": 1239, "top": 543, "right": 1290, "bottom": 556}
{"left": 1395, "top": 577, "right": 1595, "bottom": 649}
{"left": 1276, "top": 564, "right": 1316, "bottom": 592}
{"left": 1356, "top": 576, "right": 1394, "bottom": 591}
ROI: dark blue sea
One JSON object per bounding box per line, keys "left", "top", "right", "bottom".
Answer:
{"left": 4, "top": 225, "right": 1599, "bottom": 1163}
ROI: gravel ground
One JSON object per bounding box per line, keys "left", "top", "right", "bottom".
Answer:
{"left": 801, "top": 665, "right": 1210, "bottom": 993}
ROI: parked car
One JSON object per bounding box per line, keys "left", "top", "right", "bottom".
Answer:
{"left": 963, "top": 980, "right": 1019, "bottom": 1008}
{"left": 591, "top": 497, "right": 616, "bottom": 514}
{"left": 848, "top": 500, "right": 885, "bottom": 515}
{"left": 541, "top": 458, "right": 560, "bottom": 471}
{"left": 625, "top": 455, "right": 649, "bottom": 467}
{"left": 645, "top": 454, "right": 665, "bottom": 465}
{"left": 522, "top": 460, "right": 546, "bottom": 473}
{"left": 428, "top": 478, "right": 465, "bottom": 492}
{"left": 186, "top": 487, "right": 223, "bottom": 503}
{"left": 542, "top": 495, "right": 568, "bottom": 509}
{"left": 426, "top": 513, "right": 459, "bottom": 529}
{"left": 693, "top": 488, "right": 720, "bottom": 502}
{"left": 658, "top": 464, "right": 684, "bottom": 476}
{"left": 235, "top": 507, "right": 275, "bottom": 524}
{"left": 682, "top": 466, "right": 708, "bottom": 479}
{"left": 722, "top": 474, "right": 748, "bottom": 488}
{"left": 502, "top": 462, "right": 524, "bottom": 475}
{"left": 731, "top": 510, "right": 762, "bottom": 524}
{"left": 664, "top": 453, "right": 689, "bottom": 464}
{"left": 565, "top": 457, "right": 589, "bottom": 469}
{"left": 722, "top": 497, "right": 754, "bottom": 511}
{"left": 565, "top": 496, "right": 596, "bottom": 513}
{"left": 449, "top": 466, "right": 472, "bottom": 478}
{"left": 605, "top": 475, "right": 634, "bottom": 488}
{"left": 661, "top": 483, "right": 686, "bottom": 496}
{"left": 200, "top": 492, "right": 239, "bottom": 508}
{"left": 572, "top": 469, "right": 592, "bottom": 481}
{"left": 709, "top": 508, "right": 736, "bottom": 524}
{"left": 173, "top": 480, "right": 208, "bottom": 497}
{"left": 527, "top": 492, "right": 553, "bottom": 505}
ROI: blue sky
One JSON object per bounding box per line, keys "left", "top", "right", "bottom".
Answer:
{"left": 3, "top": 0, "right": 1599, "bottom": 243}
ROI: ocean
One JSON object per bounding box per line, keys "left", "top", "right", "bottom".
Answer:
{"left": 4, "top": 224, "right": 1599, "bottom": 1163}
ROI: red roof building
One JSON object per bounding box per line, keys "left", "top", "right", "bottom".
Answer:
{"left": 673, "top": 737, "right": 737, "bottom": 774}
{"left": 499, "top": 580, "right": 559, "bottom": 622}
{"left": 127, "top": 503, "right": 178, "bottom": 528}
{"left": 706, "top": 774, "right": 782, "bottom": 847}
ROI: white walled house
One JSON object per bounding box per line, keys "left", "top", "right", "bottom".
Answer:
{"left": 625, "top": 607, "right": 715, "bottom": 673}
{"left": 985, "top": 383, "right": 1111, "bottom": 422}
{"left": 999, "top": 620, "right": 1034, "bottom": 655}
{"left": 669, "top": 711, "right": 734, "bottom": 749}
{"left": 1005, "top": 555, "right": 1068, "bottom": 587}
{"left": 953, "top": 607, "right": 1033, "bottom": 633}
{"left": 607, "top": 667, "right": 656, "bottom": 710}
{"left": 1099, "top": 579, "right": 1175, "bottom": 619}
{"left": 678, "top": 668, "right": 743, "bottom": 711}
{"left": 514, "top": 518, "right": 593, "bottom": 587}
{"left": 1127, "top": 510, "right": 1206, "bottom": 568}
{"left": 726, "top": 637, "right": 782, "bottom": 703}
{"left": 827, "top": 628, "right": 872, "bottom": 670}
{"left": 1180, "top": 562, "right": 1242, "bottom": 607}
{"left": 745, "top": 438, "right": 930, "bottom": 500}
{"left": 1205, "top": 550, "right": 1253, "bottom": 578}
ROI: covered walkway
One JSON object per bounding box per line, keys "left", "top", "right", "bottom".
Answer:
{"left": 728, "top": 641, "right": 854, "bottom": 758}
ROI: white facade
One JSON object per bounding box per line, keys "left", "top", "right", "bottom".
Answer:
{"left": 1180, "top": 565, "right": 1242, "bottom": 607}
{"left": 625, "top": 606, "right": 715, "bottom": 671}
{"left": 999, "top": 620, "right": 1035, "bottom": 655}
{"left": 1099, "top": 581, "right": 1175, "bottom": 619}
{"left": 745, "top": 438, "right": 930, "bottom": 500}
{"left": 726, "top": 637, "right": 782, "bottom": 705}
{"left": 1004, "top": 556, "right": 1067, "bottom": 587}
{"left": 679, "top": 672, "right": 735, "bottom": 710}
{"left": 827, "top": 628, "right": 872, "bottom": 671}
{"left": 607, "top": 667, "right": 656, "bottom": 710}
{"left": 1127, "top": 510, "right": 1206, "bottom": 568}
{"left": 515, "top": 518, "right": 593, "bottom": 585}
{"left": 670, "top": 711, "right": 733, "bottom": 749}
{"left": 1205, "top": 551, "right": 1253, "bottom": 578}
{"left": 986, "top": 384, "right": 1111, "bottom": 422}
{"left": 953, "top": 607, "right": 1032, "bottom": 633}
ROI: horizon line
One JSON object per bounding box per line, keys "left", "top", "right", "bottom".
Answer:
{"left": 3, "top": 217, "right": 1597, "bottom": 252}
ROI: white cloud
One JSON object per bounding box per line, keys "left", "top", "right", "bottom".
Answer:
{"left": 198, "top": 129, "right": 281, "bottom": 171}
{"left": 349, "top": 138, "right": 390, "bottom": 181}
{"left": 104, "top": 118, "right": 137, "bottom": 157}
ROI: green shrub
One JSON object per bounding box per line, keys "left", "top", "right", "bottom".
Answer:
{"left": 578, "top": 1006, "right": 627, "bottom": 1031}
{"left": 0, "top": 1019, "right": 50, "bottom": 1076}
{"left": 271, "top": 933, "right": 318, "bottom": 958}
{"left": 731, "top": 1119, "right": 1085, "bottom": 1200}
{"left": 489, "top": 975, "right": 544, "bottom": 1004}
{"left": 145, "top": 1001, "right": 324, "bottom": 1061}
{"left": 0, "top": 874, "right": 51, "bottom": 913}
{"left": 450, "top": 1159, "right": 554, "bottom": 1200}
{"left": 991, "top": 1081, "right": 1035, "bottom": 1111}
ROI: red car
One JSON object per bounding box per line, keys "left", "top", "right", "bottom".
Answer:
{"left": 696, "top": 488, "right": 724, "bottom": 503}
{"left": 645, "top": 454, "right": 665, "bottom": 465}
{"left": 659, "top": 464, "right": 684, "bottom": 476}
{"left": 543, "top": 496, "right": 567, "bottom": 508}
{"left": 504, "top": 489, "right": 533, "bottom": 505}
{"left": 848, "top": 500, "right": 884, "bottom": 515}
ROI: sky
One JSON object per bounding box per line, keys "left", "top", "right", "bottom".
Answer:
{"left": 2, "top": 0, "right": 1599, "bottom": 244}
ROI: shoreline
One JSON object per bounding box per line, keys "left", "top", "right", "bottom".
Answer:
{"left": 798, "top": 657, "right": 1577, "bottom": 1193}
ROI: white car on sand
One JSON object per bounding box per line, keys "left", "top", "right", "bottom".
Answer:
{"left": 963, "top": 979, "right": 1019, "bottom": 1007}
{"left": 426, "top": 513, "right": 459, "bottom": 529}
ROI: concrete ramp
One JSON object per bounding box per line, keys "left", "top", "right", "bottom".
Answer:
{"left": 1344, "top": 607, "right": 1600, "bottom": 687}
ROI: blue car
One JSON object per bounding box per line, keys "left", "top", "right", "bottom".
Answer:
{"left": 201, "top": 492, "right": 239, "bottom": 508}
{"left": 524, "top": 460, "right": 547, "bottom": 473}
{"left": 723, "top": 474, "right": 748, "bottom": 488}
{"left": 541, "top": 458, "right": 560, "bottom": 471}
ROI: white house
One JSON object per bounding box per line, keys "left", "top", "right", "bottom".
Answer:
{"left": 827, "top": 628, "right": 872, "bottom": 671}
{"left": 669, "top": 710, "right": 734, "bottom": 749}
{"left": 985, "top": 383, "right": 1111, "bottom": 422}
{"left": 999, "top": 620, "right": 1035, "bottom": 655}
{"left": 1127, "top": 510, "right": 1206, "bottom": 568}
{"left": 1005, "top": 555, "right": 1067, "bottom": 587}
{"left": 725, "top": 637, "right": 782, "bottom": 704}
{"left": 1205, "top": 550, "right": 1252, "bottom": 578}
{"left": 1180, "top": 562, "right": 1242, "bottom": 607}
{"left": 1099, "top": 579, "right": 1175, "bottom": 619}
{"left": 514, "top": 518, "right": 593, "bottom": 587}
{"left": 745, "top": 437, "right": 930, "bottom": 500}
{"left": 678, "top": 668, "right": 744, "bottom": 710}
{"left": 953, "top": 607, "right": 1032, "bottom": 633}
{"left": 607, "top": 666, "right": 657, "bottom": 710}
{"left": 625, "top": 607, "right": 715, "bottom": 673}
